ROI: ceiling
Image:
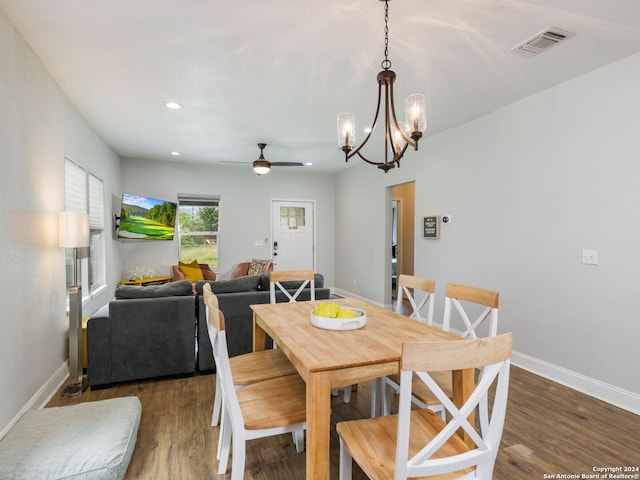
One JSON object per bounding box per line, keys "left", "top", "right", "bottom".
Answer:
{"left": 2, "top": 0, "right": 640, "bottom": 173}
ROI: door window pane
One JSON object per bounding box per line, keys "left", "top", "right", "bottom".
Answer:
{"left": 280, "top": 206, "right": 305, "bottom": 228}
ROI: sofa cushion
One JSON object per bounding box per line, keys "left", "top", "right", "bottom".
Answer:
{"left": 247, "top": 258, "right": 272, "bottom": 276}
{"left": 258, "top": 273, "right": 325, "bottom": 291}
{"left": 195, "top": 275, "right": 261, "bottom": 295}
{"left": 178, "top": 260, "right": 205, "bottom": 282}
{"left": 115, "top": 280, "right": 193, "bottom": 299}
{"left": 0, "top": 397, "right": 141, "bottom": 480}
{"left": 232, "top": 261, "right": 274, "bottom": 278}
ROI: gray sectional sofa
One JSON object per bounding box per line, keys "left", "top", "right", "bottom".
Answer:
{"left": 87, "top": 274, "right": 330, "bottom": 387}
{"left": 87, "top": 280, "right": 197, "bottom": 388}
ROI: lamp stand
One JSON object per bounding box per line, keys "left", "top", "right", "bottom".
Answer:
{"left": 62, "top": 283, "right": 86, "bottom": 396}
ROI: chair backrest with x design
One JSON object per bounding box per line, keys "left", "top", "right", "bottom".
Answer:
{"left": 269, "top": 269, "right": 315, "bottom": 303}
{"left": 395, "top": 274, "right": 435, "bottom": 325}
{"left": 442, "top": 283, "right": 499, "bottom": 339}
{"left": 395, "top": 333, "right": 513, "bottom": 479}
{"left": 206, "top": 295, "right": 307, "bottom": 479}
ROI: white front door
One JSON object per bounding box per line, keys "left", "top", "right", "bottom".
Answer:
{"left": 271, "top": 200, "right": 315, "bottom": 271}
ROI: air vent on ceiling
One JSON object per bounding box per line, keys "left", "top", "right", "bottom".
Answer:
{"left": 511, "top": 27, "right": 575, "bottom": 56}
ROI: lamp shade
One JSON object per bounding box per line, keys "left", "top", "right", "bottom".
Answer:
{"left": 59, "top": 211, "right": 90, "bottom": 248}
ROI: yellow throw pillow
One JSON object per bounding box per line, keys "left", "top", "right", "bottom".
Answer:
{"left": 247, "top": 258, "right": 272, "bottom": 276}
{"left": 179, "top": 260, "right": 204, "bottom": 282}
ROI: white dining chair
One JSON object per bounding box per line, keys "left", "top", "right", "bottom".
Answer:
{"left": 382, "top": 282, "right": 500, "bottom": 417}
{"left": 443, "top": 282, "right": 499, "bottom": 339}
{"left": 272, "top": 270, "right": 354, "bottom": 404}
{"left": 206, "top": 296, "right": 307, "bottom": 480}
{"left": 337, "top": 333, "right": 513, "bottom": 480}
{"left": 203, "top": 283, "right": 297, "bottom": 431}
{"left": 372, "top": 274, "right": 436, "bottom": 417}
{"left": 396, "top": 274, "right": 436, "bottom": 323}
{"left": 269, "top": 269, "right": 315, "bottom": 303}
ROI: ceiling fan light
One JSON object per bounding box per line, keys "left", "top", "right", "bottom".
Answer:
{"left": 253, "top": 160, "right": 271, "bottom": 175}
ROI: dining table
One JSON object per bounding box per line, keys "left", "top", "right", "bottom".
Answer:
{"left": 251, "top": 297, "right": 474, "bottom": 480}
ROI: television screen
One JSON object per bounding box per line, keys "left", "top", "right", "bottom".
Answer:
{"left": 118, "top": 193, "right": 177, "bottom": 240}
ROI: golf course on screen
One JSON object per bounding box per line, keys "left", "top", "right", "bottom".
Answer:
{"left": 118, "top": 194, "right": 177, "bottom": 240}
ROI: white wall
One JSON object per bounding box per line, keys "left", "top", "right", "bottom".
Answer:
{"left": 335, "top": 52, "right": 640, "bottom": 412}
{"left": 119, "top": 158, "right": 336, "bottom": 286}
{"left": 0, "top": 8, "right": 122, "bottom": 434}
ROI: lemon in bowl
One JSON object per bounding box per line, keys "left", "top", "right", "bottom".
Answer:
{"left": 311, "top": 304, "right": 366, "bottom": 330}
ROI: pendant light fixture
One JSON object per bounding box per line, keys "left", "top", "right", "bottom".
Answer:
{"left": 337, "top": 0, "right": 426, "bottom": 172}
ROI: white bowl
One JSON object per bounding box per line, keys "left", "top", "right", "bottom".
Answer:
{"left": 310, "top": 307, "right": 367, "bottom": 331}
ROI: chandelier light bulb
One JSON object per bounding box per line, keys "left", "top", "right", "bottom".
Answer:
{"left": 391, "top": 121, "right": 408, "bottom": 156}
{"left": 337, "top": 113, "right": 356, "bottom": 150}
{"left": 405, "top": 94, "right": 426, "bottom": 136}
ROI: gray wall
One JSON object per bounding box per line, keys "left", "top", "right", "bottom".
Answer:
{"left": 0, "top": 8, "right": 122, "bottom": 434}
{"left": 119, "top": 158, "right": 336, "bottom": 286}
{"left": 334, "top": 52, "right": 640, "bottom": 412}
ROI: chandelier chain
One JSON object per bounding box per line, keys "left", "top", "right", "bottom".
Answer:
{"left": 382, "top": 0, "right": 391, "bottom": 70}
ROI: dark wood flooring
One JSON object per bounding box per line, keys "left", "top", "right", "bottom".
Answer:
{"left": 47, "top": 364, "right": 640, "bottom": 479}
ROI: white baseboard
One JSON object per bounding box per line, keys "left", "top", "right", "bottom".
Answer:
{"left": 512, "top": 351, "right": 640, "bottom": 415}
{"left": 332, "top": 288, "right": 385, "bottom": 307}
{"left": 331, "top": 290, "right": 640, "bottom": 416}
{"left": 0, "top": 363, "right": 69, "bottom": 439}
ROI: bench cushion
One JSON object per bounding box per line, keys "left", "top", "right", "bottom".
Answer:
{"left": 0, "top": 396, "right": 141, "bottom": 480}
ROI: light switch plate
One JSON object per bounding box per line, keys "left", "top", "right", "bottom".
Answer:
{"left": 581, "top": 249, "right": 598, "bottom": 265}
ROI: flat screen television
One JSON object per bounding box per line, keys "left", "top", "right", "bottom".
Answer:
{"left": 118, "top": 193, "right": 177, "bottom": 240}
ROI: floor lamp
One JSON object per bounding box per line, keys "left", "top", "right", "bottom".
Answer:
{"left": 59, "top": 211, "right": 90, "bottom": 396}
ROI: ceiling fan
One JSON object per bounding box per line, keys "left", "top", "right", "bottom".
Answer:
{"left": 251, "top": 143, "right": 303, "bottom": 175}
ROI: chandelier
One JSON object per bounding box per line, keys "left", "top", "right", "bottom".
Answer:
{"left": 337, "top": 0, "right": 426, "bottom": 172}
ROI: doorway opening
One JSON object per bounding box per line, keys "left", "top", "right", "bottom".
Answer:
{"left": 389, "top": 182, "right": 415, "bottom": 308}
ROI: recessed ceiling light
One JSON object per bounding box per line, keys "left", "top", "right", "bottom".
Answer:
{"left": 305, "top": 162, "right": 313, "bottom": 166}
{"left": 165, "top": 101, "right": 182, "bottom": 109}
{"left": 170, "top": 151, "right": 181, "bottom": 156}
{"left": 363, "top": 127, "right": 373, "bottom": 133}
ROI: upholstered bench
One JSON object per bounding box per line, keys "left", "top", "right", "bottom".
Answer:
{"left": 0, "top": 396, "right": 141, "bottom": 480}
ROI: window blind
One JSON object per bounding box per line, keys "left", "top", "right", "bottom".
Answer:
{"left": 65, "top": 157, "right": 104, "bottom": 230}
{"left": 64, "top": 159, "right": 87, "bottom": 212}
{"left": 89, "top": 173, "right": 104, "bottom": 230}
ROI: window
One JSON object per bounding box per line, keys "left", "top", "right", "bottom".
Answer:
{"left": 280, "top": 206, "right": 306, "bottom": 228}
{"left": 64, "top": 157, "right": 105, "bottom": 294}
{"left": 178, "top": 195, "right": 220, "bottom": 268}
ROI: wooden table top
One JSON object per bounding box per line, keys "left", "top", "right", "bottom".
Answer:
{"left": 251, "top": 298, "right": 461, "bottom": 376}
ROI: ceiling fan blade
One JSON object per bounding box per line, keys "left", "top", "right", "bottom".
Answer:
{"left": 270, "top": 162, "right": 304, "bottom": 167}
